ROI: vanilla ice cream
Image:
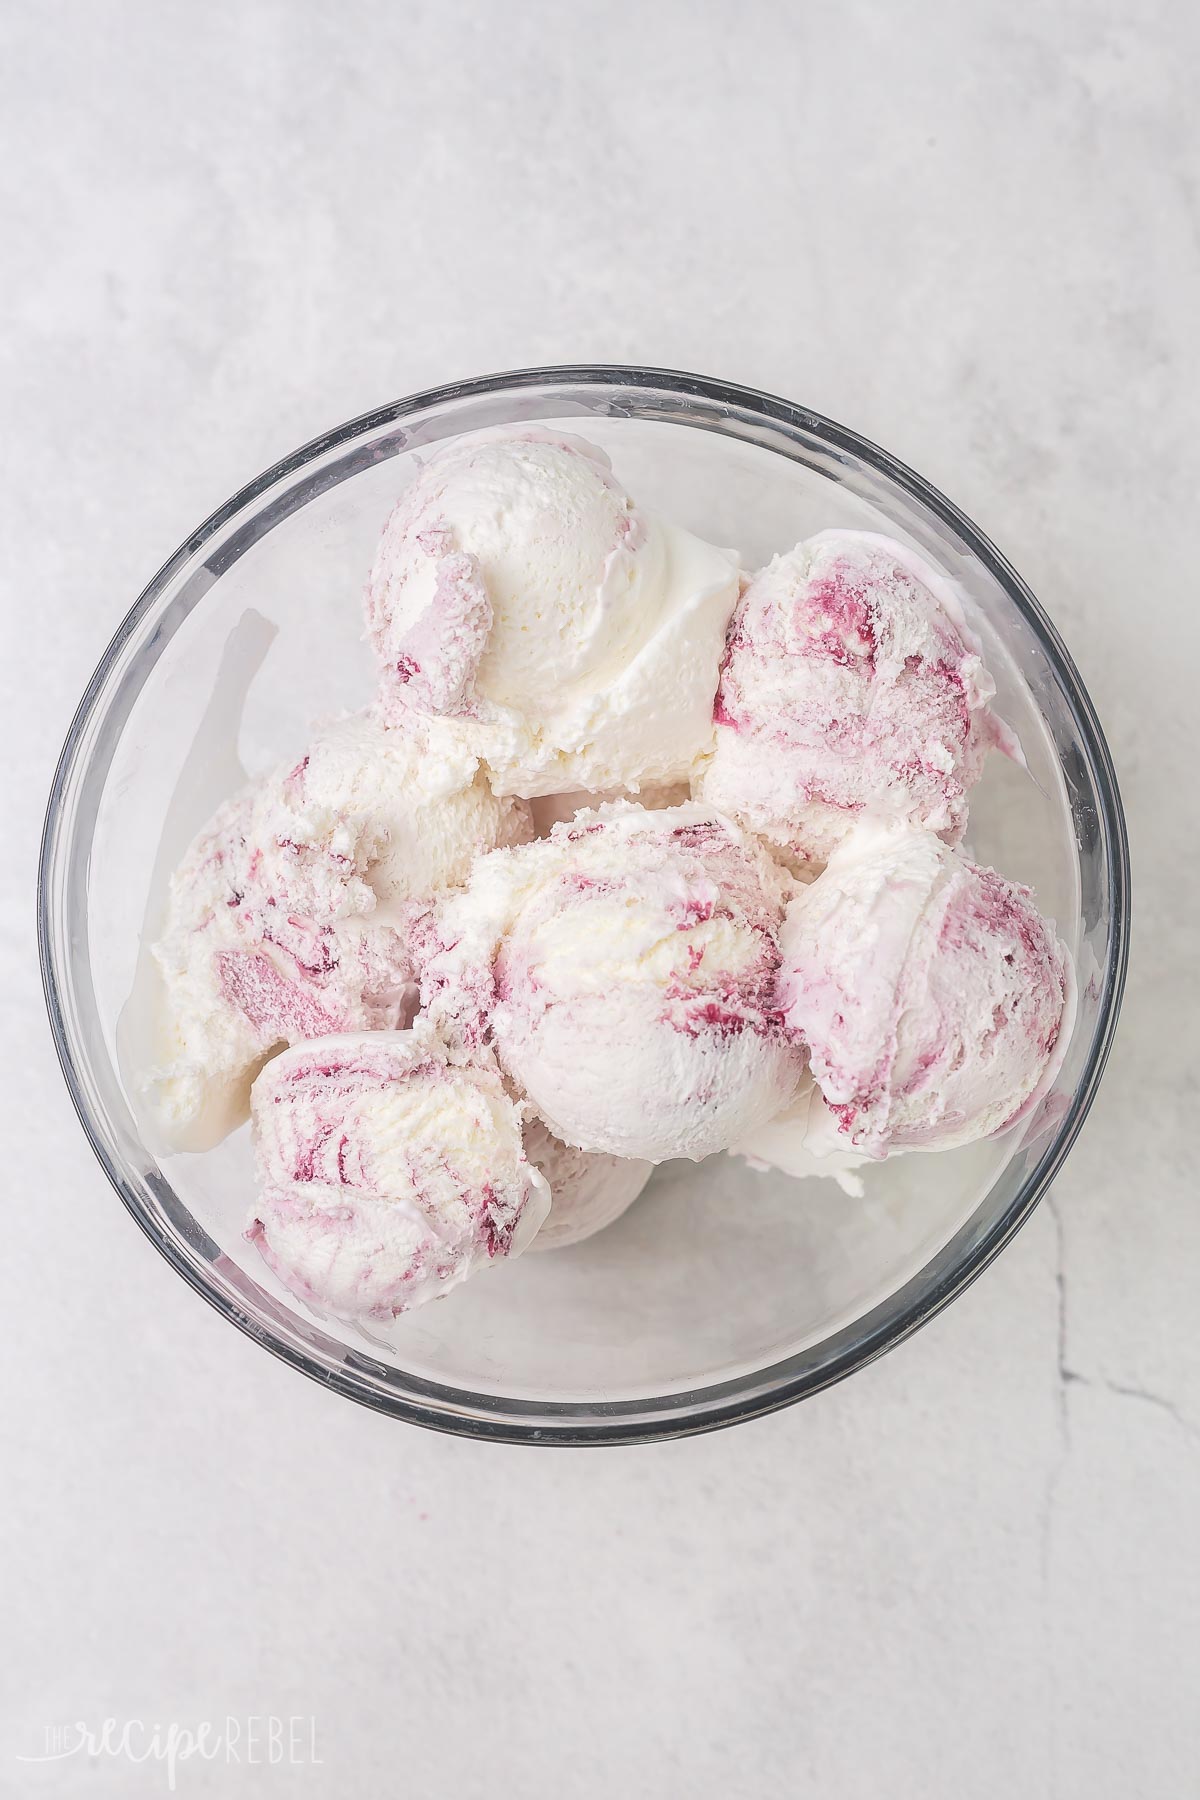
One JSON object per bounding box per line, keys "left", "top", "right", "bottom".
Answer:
{"left": 247, "top": 1031, "right": 549, "bottom": 1320}
{"left": 528, "top": 781, "right": 690, "bottom": 837}
{"left": 141, "top": 709, "right": 531, "bottom": 1152}
{"left": 523, "top": 1118, "right": 653, "bottom": 1251}
{"left": 778, "top": 823, "right": 1072, "bottom": 1158}
{"left": 735, "top": 1075, "right": 868, "bottom": 1196}
{"left": 367, "top": 429, "right": 740, "bottom": 797}
{"left": 698, "top": 530, "right": 1013, "bottom": 871}
{"left": 412, "top": 800, "right": 805, "bottom": 1163}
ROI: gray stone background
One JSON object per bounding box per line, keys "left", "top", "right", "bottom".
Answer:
{"left": 1, "top": 2, "right": 1195, "bottom": 1794}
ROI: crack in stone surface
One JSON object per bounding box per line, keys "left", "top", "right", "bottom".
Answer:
{"left": 1048, "top": 1190, "right": 1197, "bottom": 1441}
{"left": 1063, "top": 1372, "right": 1200, "bottom": 1441}
{"left": 1042, "top": 1192, "right": 1070, "bottom": 1604}
{"left": 1049, "top": 1191, "right": 1071, "bottom": 1448}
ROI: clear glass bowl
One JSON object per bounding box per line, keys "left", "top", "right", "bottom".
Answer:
{"left": 39, "top": 367, "right": 1129, "bottom": 1444}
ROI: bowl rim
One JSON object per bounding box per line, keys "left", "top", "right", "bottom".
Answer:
{"left": 38, "top": 363, "right": 1131, "bottom": 1445}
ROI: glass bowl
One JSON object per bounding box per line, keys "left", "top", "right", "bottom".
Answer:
{"left": 39, "top": 367, "right": 1129, "bottom": 1444}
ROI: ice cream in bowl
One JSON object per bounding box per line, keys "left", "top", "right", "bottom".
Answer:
{"left": 39, "top": 368, "right": 1128, "bottom": 1442}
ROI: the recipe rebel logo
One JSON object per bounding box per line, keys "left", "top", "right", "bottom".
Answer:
{"left": 13, "top": 1715, "right": 322, "bottom": 1789}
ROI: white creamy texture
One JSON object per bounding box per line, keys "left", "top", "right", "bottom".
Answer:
{"left": 735, "top": 1075, "right": 868, "bottom": 1197}
{"left": 523, "top": 1119, "right": 653, "bottom": 1251}
{"left": 416, "top": 800, "right": 804, "bottom": 1163}
{"left": 142, "top": 710, "right": 531, "bottom": 1154}
{"left": 248, "top": 1030, "right": 549, "bottom": 1320}
{"left": 292, "top": 710, "right": 531, "bottom": 908}
{"left": 367, "top": 429, "right": 740, "bottom": 797}
{"left": 528, "top": 780, "right": 690, "bottom": 837}
{"left": 697, "top": 530, "right": 1011, "bottom": 871}
{"left": 779, "top": 821, "right": 1072, "bottom": 1158}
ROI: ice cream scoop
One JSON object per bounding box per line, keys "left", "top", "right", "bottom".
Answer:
{"left": 141, "top": 709, "right": 531, "bottom": 1152}
{"left": 247, "top": 1031, "right": 549, "bottom": 1320}
{"left": 523, "top": 1118, "right": 653, "bottom": 1251}
{"left": 698, "top": 530, "right": 1013, "bottom": 871}
{"left": 778, "top": 822, "right": 1072, "bottom": 1158}
{"left": 367, "top": 429, "right": 740, "bottom": 797}
{"left": 412, "top": 800, "right": 805, "bottom": 1163}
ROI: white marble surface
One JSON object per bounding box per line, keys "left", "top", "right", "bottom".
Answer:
{"left": 1, "top": 2, "right": 1196, "bottom": 1794}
